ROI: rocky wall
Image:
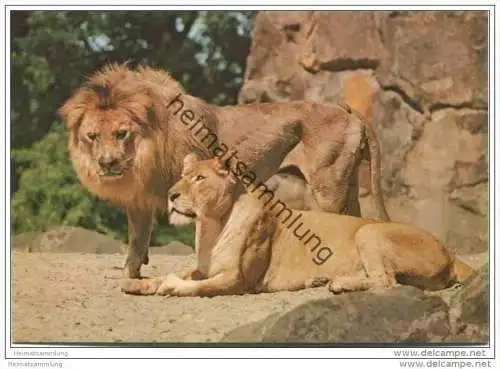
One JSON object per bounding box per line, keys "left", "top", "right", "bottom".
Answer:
{"left": 239, "top": 11, "right": 488, "bottom": 255}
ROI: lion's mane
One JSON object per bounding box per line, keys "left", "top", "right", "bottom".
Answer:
{"left": 58, "top": 64, "right": 212, "bottom": 211}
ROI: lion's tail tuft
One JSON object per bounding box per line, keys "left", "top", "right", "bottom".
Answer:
{"left": 452, "top": 257, "right": 475, "bottom": 283}
{"left": 344, "top": 74, "right": 374, "bottom": 121}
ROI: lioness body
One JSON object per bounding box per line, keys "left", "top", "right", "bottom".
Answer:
{"left": 195, "top": 196, "right": 454, "bottom": 294}
{"left": 59, "top": 65, "right": 389, "bottom": 278}
{"left": 121, "top": 156, "right": 473, "bottom": 297}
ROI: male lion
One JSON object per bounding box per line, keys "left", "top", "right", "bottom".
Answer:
{"left": 121, "top": 154, "right": 474, "bottom": 297}
{"left": 268, "top": 73, "right": 381, "bottom": 209}
{"left": 59, "top": 64, "right": 389, "bottom": 278}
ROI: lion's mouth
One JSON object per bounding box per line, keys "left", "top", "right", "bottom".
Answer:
{"left": 170, "top": 208, "right": 197, "bottom": 219}
{"left": 99, "top": 168, "right": 125, "bottom": 179}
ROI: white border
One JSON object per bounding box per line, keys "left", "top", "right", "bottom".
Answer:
{"left": 3, "top": 5, "right": 498, "bottom": 10}
{"left": 2, "top": 2, "right": 498, "bottom": 368}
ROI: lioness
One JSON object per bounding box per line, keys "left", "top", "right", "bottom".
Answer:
{"left": 58, "top": 64, "right": 389, "bottom": 278}
{"left": 121, "top": 154, "right": 473, "bottom": 297}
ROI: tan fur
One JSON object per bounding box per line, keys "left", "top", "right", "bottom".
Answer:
{"left": 59, "top": 64, "right": 389, "bottom": 279}
{"left": 273, "top": 73, "right": 384, "bottom": 211}
{"left": 344, "top": 73, "right": 374, "bottom": 122}
{"left": 121, "top": 156, "right": 474, "bottom": 297}
{"left": 265, "top": 171, "right": 320, "bottom": 211}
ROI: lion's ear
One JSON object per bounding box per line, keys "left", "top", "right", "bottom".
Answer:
{"left": 58, "top": 91, "right": 86, "bottom": 130}
{"left": 145, "top": 105, "right": 158, "bottom": 126}
{"left": 140, "top": 89, "right": 163, "bottom": 127}
{"left": 182, "top": 152, "right": 200, "bottom": 174}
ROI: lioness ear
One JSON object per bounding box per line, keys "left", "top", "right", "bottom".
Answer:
{"left": 214, "top": 158, "right": 230, "bottom": 176}
{"left": 215, "top": 158, "right": 238, "bottom": 183}
{"left": 182, "top": 153, "right": 200, "bottom": 174}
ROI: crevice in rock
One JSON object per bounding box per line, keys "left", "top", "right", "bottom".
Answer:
{"left": 453, "top": 177, "right": 489, "bottom": 190}
{"left": 380, "top": 84, "right": 424, "bottom": 115}
{"left": 318, "top": 58, "right": 379, "bottom": 73}
{"left": 388, "top": 11, "right": 411, "bottom": 19}
{"left": 454, "top": 202, "right": 483, "bottom": 216}
{"left": 376, "top": 20, "right": 386, "bottom": 48}
{"left": 381, "top": 163, "right": 413, "bottom": 198}
{"left": 429, "top": 102, "right": 488, "bottom": 113}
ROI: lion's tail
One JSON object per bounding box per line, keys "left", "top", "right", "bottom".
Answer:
{"left": 344, "top": 74, "right": 390, "bottom": 221}
{"left": 452, "top": 257, "right": 475, "bottom": 283}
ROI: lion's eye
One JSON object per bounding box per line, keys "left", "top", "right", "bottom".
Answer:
{"left": 196, "top": 175, "right": 206, "bottom": 181}
{"left": 115, "top": 130, "right": 129, "bottom": 140}
{"left": 87, "top": 132, "right": 98, "bottom": 141}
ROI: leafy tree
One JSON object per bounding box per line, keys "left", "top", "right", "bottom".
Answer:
{"left": 11, "top": 10, "right": 254, "bottom": 245}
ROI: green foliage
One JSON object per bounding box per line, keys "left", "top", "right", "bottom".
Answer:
{"left": 11, "top": 11, "right": 254, "bottom": 245}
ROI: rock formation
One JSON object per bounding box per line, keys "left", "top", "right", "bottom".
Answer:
{"left": 240, "top": 11, "right": 488, "bottom": 255}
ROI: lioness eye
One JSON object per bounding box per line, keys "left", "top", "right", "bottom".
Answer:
{"left": 115, "top": 130, "right": 128, "bottom": 140}
{"left": 87, "top": 132, "right": 98, "bottom": 141}
{"left": 196, "top": 175, "right": 206, "bottom": 181}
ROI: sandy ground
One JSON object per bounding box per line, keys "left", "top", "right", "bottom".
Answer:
{"left": 11, "top": 251, "right": 333, "bottom": 343}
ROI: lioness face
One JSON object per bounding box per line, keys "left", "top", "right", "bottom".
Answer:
{"left": 77, "top": 109, "right": 148, "bottom": 183}
{"left": 168, "top": 154, "right": 236, "bottom": 226}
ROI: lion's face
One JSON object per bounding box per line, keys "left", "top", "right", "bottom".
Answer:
{"left": 77, "top": 108, "right": 147, "bottom": 181}
{"left": 58, "top": 65, "right": 174, "bottom": 206}
{"left": 168, "top": 154, "right": 236, "bottom": 226}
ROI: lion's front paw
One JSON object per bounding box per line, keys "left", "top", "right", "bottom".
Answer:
{"left": 121, "top": 278, "right": 161, "bottom": 295}
{"left": 124, "top": 252, "right": 149, "bottom": 278}
{"left": 156, "top": 274, "right": 195, "bottom": 296}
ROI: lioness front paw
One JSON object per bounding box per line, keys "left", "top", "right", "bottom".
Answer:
{"left": 121, "top": 278, "right": 161, "bottom": 295}
{"left": 329, "top": 276, "right": 360, "bottom": 294}
{"left": 328, "top": 276, "right": 373, "bottom": 294}
{"left": 157, "top": 273, "right": 195, "bottom": 296}
{"left": 328, "top": 280, "right": 348, "bottom": 295}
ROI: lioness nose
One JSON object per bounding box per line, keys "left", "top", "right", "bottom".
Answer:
{"left": 169, "top": 192, "right": 180, "bottom": 202}
{"left": 98, "top": 155, "right": 119, "bottom": 170}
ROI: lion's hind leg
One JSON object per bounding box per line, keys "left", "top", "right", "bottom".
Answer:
{"left": 305, "top": 122, "right": 364, "bottom": 217}
{"left": 329, "top": 224, "right": 397, "bottom": 294}
{"left": 342, "top": 223, "right": 454, "bottom": 292}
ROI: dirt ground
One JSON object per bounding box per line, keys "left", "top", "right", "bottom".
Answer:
{"left": 11, "top": 251, "right": 333, "bottom": 343}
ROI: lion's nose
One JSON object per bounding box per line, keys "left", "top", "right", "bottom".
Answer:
{"left": 98, "top": 155, "right": 120, "bottom": 170}
{"left": 169, "top": 192, "right": 180, "bottom": 202}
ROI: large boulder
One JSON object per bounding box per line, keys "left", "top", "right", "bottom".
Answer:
{"left": 223, "top": 286, "right": 450, "bottom": 343}
{"left": 223, "top": 267, "right": 489, "bottom": 344}
{"left": 12, "top": 226, "right": 126, "bottom": 254}
{"left": 12, "top": 228, "right": 195, "bottom": 255}
{"left": 240, "top": 11, "right": 488, "bottom": 255}
{"left": 449, "top": 264, "right": 489, "bottom": 342}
